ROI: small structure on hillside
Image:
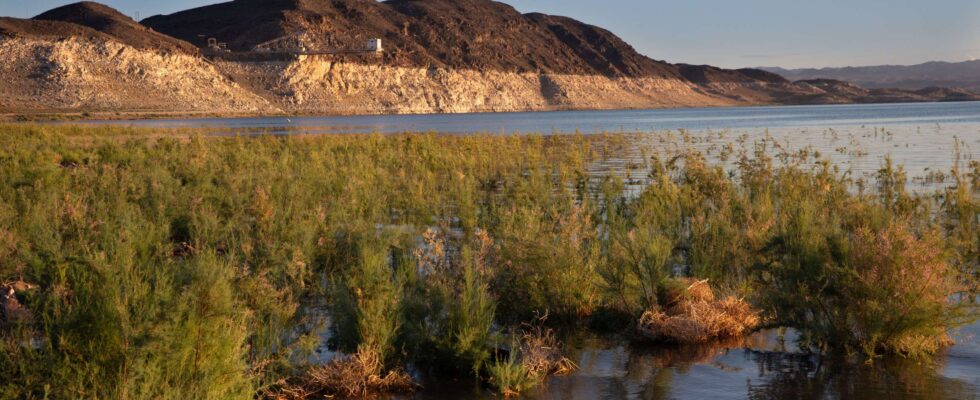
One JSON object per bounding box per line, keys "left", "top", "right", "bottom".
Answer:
{"left": 199, "top": 33, "right": 384, "bottom": 60}
{"left": 206, "top": 37, "right": 229, "bottom": 52}
{"left": 366, "top": 38, "right": 383, "bottom": 53}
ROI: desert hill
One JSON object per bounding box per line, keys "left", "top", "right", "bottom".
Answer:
{"left": 0, "top": 16, "right": 109, "bottom": 41}
{"left": 142, "top": 0, "right": 680, "bottom": 78}
{"left": 34, "top": 1, "right": 198, "bottom": 54}
{"left": 0, "top": 0, "right": 976, "bottom": 115}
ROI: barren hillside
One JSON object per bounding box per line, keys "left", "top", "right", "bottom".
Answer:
{"left": 34, "top": 1, "right": 198, "bottom": 54}
{"left": 142, "top": 0, "right": 680, "bottom": 78}
{"left": 0, "top": 0, "right": 975, "bottom": 116}
{"left": 0, "top": 16, "right": 275, "bottom": 113}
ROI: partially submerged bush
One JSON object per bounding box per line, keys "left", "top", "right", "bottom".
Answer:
{"left": 762, "top": 208, "right": 975, "bottom": 356}
{"left": 400, "top": 228, "right": 497, "bottom": 376}
{"left": 328, "top": 232, "right": 405, "bottom": 366}
{"left": 491, "top": 200, "right": 602, "bottom": 323}
{"left": 846, "top": 224, "right": 964, "bottom": 355}
{"left": 487, "top": 320, "right": 576, "bottom": 397}
{"left": 638, "top": 279, "right": 760, "bottom": 343}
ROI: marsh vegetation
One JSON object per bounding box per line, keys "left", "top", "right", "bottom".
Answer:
{"left": 0, "top": 124, "right": 976, "bottom": 399}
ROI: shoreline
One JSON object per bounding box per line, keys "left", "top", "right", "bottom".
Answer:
{"left": 3, "top": 98, "right": 977, "bottom": 123}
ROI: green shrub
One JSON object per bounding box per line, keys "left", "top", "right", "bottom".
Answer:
{"left": 486, "top": 351, "right": 538, "bottom": 397}
{"left": 760, "top": 200, "right": 974, "bottom": 357}
{"left": 328, "top": 232, "right": 405, "bottom": 364}
{"left": 400, "top": 229, "right": 497, "bottom": 376}
{"left": 491, "top": 198, "right": 602, "bottom": 323}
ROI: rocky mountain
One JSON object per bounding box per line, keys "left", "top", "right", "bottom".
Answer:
{"left": 1, "top": 0, "right": 977, "bottom": 116}
{"left": 763, "top": 60, "right": 980, "bottom": 91}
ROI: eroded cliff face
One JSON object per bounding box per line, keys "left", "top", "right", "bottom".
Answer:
{"left": 215, "top": 57, "right": 734, "bottom": 115}
{"left": 0, "top": 36, "right": 275, "bottom": 113}
{"left": 0, "top": 35, "right": 737, "bottom": 115}
{"left": 4, "top": 35, "right": 971, "bottom": 116}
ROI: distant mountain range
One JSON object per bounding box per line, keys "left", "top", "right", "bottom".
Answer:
{"left": 762, "top": 60, "right": 980, "bottom": 91}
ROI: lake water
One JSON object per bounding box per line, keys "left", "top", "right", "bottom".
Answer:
{"left": 73, "top": 101, "right": 980, "bottom": 134}
{"left": 79, "top": 102, "right": 980, "bottom": 399}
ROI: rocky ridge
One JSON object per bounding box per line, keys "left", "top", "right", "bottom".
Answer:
{"left": 763, "top": 60, "right": 980, "bottom": 91}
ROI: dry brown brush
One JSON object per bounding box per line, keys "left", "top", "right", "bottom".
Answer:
{"left": 518, "top": 321, "right": 578, "bottom": 378}
{"left": 637, "top": 279, "right": 761, "bottom": 343}
{"left": 268, "top": 348, "right": 417, "bottom": 399}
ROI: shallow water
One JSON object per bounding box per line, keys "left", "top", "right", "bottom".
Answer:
{"left": 399, "top": 324, "right": 979, "bottom": 399}
{"left": 74, "top": 102, "right": 980, "bottom": 399}
{"left": 71, "top": 102, "right": 980, "bottom": 191}
{"left": 585, "top": 123, "right": 980, "bottom": 194}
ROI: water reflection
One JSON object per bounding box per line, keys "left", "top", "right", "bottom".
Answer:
{"left": 387, "top": 328, "right": 980, "bottom": 399}
{"left": 525, "top": 329, "right": 979, "bottom": 400}
{"left": 746, "top": 351, "right": 970, "bottom": 400}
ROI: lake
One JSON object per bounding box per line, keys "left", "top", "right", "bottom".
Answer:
{"left": 74, "top": 102, "right": 980, "bottom": 399}
{"left": 70, "top": 101, "right": 980, "bottom": 134}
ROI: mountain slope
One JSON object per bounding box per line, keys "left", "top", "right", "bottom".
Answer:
{"left": 763, "top": 60, "right": 980, "bottom": 91}
{"left": 142, "top": 0, "right": 680, "bottom": 78}
{"left": 0, "top": 16, "right": 110, "bottom": 41}
{"left": 33, "top": 1, "right": 198, "bottom": 54}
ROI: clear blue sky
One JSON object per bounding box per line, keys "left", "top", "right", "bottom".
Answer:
{"left": 4, "top": 0, "right": 979, "bottom": 69}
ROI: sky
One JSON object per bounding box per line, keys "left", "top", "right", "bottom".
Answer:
{"left": 3, "top": 0, "right": 979, "bottom": 69}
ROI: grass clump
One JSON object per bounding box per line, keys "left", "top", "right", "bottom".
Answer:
{"left": 486, "top": 352, "right": 537, "bottom": 398}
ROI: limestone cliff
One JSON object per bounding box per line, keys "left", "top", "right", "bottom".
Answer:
{"left": 0, "top": 35, "right": 275, "bottom": 113}
{"left": 216, "top": 57, "right": 733, "bottom": 115}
